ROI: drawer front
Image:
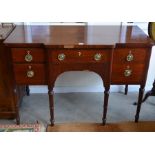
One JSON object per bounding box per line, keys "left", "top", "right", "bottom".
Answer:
{"left": 49, "top": 49, "right": 109, "bottom": 63}
{"left": 113, "top": 48, "right": 148, "bottom": 63}
{"left": 12, "top": 48, "right": 45, "bottom": 63}
{"left": 13, "top": 64, "right": 46, "bottom": 84}
{"left": 111, "top": 64, "right": 145, "bottom": 84}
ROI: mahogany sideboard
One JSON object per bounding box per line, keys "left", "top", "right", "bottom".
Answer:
{"left": 4, "top": 24, "right": 154, "bottom": 125}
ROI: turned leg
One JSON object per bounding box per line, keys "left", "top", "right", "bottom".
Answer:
{"left": 102, "top": 87, "right": 110, "bottom": 125}
{"left": 26, "top": 85, "right": 30, "bottom": 96}
{"left": 48, "top": 85, "right": 54, "bottom": 126}
{"left": 125, "top": 85, "right": 128, "bottom": 95}
{"left": 16, "top": 108, "right": 20, "bottom": 125}
{"left": 14, "top": 88, "right": 20, "bottom": 125}
{"left": 135, "top": 86, "right": 145, "bottom": 122}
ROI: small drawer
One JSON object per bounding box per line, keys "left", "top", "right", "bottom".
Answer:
{"left": 11, "top": 48, "right": 45, "bottom": 63}
{"left": 113, "top": 48, "right": 148, "bottom": 63}
{"left": 111, "top": 64, "right": 145, "bottom": 84}
{"left": 13, "top": 64, "right": 46, "bottom": 84}
{"left": 49, "top": 49, "right": 109, "bottom": 64}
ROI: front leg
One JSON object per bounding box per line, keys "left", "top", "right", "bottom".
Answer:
{"left": 26, "top": 85, "right": 30, "bottom": 96}
{"left": 135, "top": 86, "right": 145, "bottom": 122}
{"left": 125, "top": 85, "right": 128, "bottom": 95}
{"left": 48, "top": 85, "right": 54, "bottom": 126}
{"left": 102, "top": 86, "right": 110, "bottom": 125}
{"left": 14, "top": 87, "right": 20, "bottom": 125}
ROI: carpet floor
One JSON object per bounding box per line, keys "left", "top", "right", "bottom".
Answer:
{"left": 47, "top": 121, "right": 155, "bottom": 132}
{"left": 0, "top": 92, "right": 155, "bottom": 131}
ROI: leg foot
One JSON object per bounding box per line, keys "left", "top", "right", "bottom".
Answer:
{"left": 26, "top": 85, "right": 30, "bottom": 96}
{"left": 50, "top": 120, "right": 54, "bottom": 126}
{"left": 16, "top": 118, "right": 20, "bottom": 125}
{"left": 102, "top": 118, "right": 106, "bottom": 125}
{"left": 135, "top": 86, "right": 145, "bottom": 122}
{"left": 15, "top": 105, "right": 20, "bottom": 125}
{"left": 135, "top": 115, "right": 139, "bottom": 123}
{"left": 125, "top": 85, "right": 128, "bottom": 95}
{"left": 14, "top": 88, "right": 20, "bottom": 125}
{"left": 102, "top": 87, "right": 110, "bottom": 126}
{"left": 48, "top": 86, "right": 54, "bottom": 126}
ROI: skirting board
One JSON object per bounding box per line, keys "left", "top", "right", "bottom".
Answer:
{"left": 29, "top": 85, "right": 152, "bottom": 94}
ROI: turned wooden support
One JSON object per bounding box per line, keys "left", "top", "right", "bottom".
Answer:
{"left": 48, "top": 85, "right": 54, "bottom": 126}
{"left": 14, "top": 88, "right": 20, "bottom": 125}
{"left": 16, "top": 112, "right": 20, "bottom": 125}
{"left": 135, "top": 86, "right": 145, "bottom": 122}
{"left": 26, "top": 85, "right": 30, "bottom": 96}
{"left": 125, "top": 85, "right": 128, "bottom": 95}
{"left": 102, "top": 86, "right": 110, "bottom": 125}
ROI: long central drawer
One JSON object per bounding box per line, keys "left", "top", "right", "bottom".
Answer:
{"left": 49, "top": 49, "right": 110, "bottom": 64}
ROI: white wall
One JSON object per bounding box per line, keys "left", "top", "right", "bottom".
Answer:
{"left": 30, "top": 22, "right": 155, "bottom": 93}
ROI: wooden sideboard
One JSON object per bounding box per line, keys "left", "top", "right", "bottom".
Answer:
{"left": 4, "top": 25, "right": 154, "bottom": 125}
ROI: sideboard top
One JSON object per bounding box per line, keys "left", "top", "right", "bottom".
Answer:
{"left": 4, "top": 25, "right": 154, "bottom": 48}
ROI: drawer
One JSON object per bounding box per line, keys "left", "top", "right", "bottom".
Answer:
{"left": 13, "top": 64, "right": 46, "bottom": 84}
{"left": 113, "top": 48, "right": 148, "bottom": 63}
{"left": 111, "top": 64, "right": 145, "bottom": 84}
{"left": 49, "top": 49, "right": 110, "bottom": 64}
{"left": 11, "top": 48, "right": 45, "bottom": 63}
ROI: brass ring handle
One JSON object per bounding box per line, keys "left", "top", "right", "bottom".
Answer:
{"left": 126, "top": 53, "right": 134, "bottom": 61}
{"left": 58, "top": 53, "right": 66, "bottom": 61}
{"left": 25, "top": 52, "right": 33, "bottom": 62}
{"left": 94, "top": 53, "right": 102, "bottom": 61}
{"left": 27, "top": 70, "right": 34, "bottom": 78}
{"left": 124, "top": 69, "right": 132, "bottom": 77}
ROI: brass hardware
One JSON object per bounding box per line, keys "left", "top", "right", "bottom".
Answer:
{"left": 28, "top": 65, "right": 32, "bottom": 69}
{"left": 78, "top": 52, "right": 82, "bottom": 56}
{"left": 78, "top": 42, "right": 84, "bottom": 45}
{"left": 94, "top": 53, "right": 102, "bottom": 61}
{"left": 25, "top": 51, "right": 33, "bottom": 62}
{"left": 27, "top": 70, "right": 34, "bottom": 78}
{"left": 27, "top": 65, "right": 34, "bottom": 78}
{"left": 64, "top": 45, "right": 74, "bottom": 48}
{"left": 58, "top": 53, "right": 66, "bottom": 61}
{"left": 126, "top": 53, "right": 134, "bottom": 61}
{"left": 124, "top": 69, "right": 132, "bottom": 77}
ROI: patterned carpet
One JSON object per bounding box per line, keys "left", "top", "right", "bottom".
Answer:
{"left": 0, "top": 122, "right": 45, "bottom": 132}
